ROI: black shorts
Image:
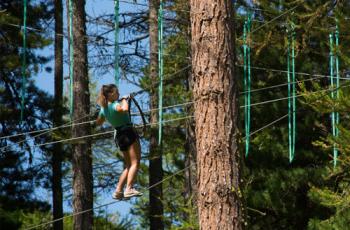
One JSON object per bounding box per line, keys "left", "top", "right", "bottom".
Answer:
{"left": 114, "top": 125, "right": 139, "bottom": 151}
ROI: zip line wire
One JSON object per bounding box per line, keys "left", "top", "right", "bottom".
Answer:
{"left": 0, "top": 62, "right": 192, "bottom": 151}
{"left": 28, "top": 73, "right": 348, "bottom": 175}
{"left": 2, "top": 2, "right": 347, "bottom": 160}
{"left": 247, "top": 4, "right": 300, "bottom": 36}
{"left": 241, "top": 75, "right": 325, "bottom": 94}
{"left": 25, "top": 162, "right": 195, "bottom": 230}
{"left": 48, "top": 82, "right": 350, "bottom": 146}
{"left": 243, "top": 65, "right": 350, "bottom": 80}
{"left": 245, "top": 83, "right": 350, "bottom": 108}
{"left": 0, "top": 21, "right": 179, "bottom": 58}
{"left": 0, "top": 114, "right": 93, "bottom": 152}
{"left": 1, "top": 68, "right": 349, "bottom": 144}
{"left": 117, "top": 0, "right": 291, "bottom": 14}
{"left": 1, "top": 60, "right": 348, "bottom": 146}
{"left": 0, "top": 66, "right": 193, "bottom": 153}
{"left": 5, "top": 80, "right": 350, "bottom": 154}
{"left": 0, "top": 2, "right": 303, "bottom": 56}
{"left": 0, "top": 3, "right": 307, "bottom": 144}
{"left": 0, "top": 19, "right": 275, "bottom": 60}
{"left": 1, "top": 14, "right": 344, "bottom": 76}
{"left": 2, "top": 60, "right": 346, "bottom": 143}
{"left": 3, "top": 1, "right": 338, "bottom": 68}
{"left": 1, "top": 18, "right": 170, "bottom": 57}
{"left": 7, "top": 116, "right": 194, "bottom": 152}
{"left": 119, "top": 0, "right": 148, "bottom": 7}
{"left": 42, "top": 82, "right": 350, "bottom": 147}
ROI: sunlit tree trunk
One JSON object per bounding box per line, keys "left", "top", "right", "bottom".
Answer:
{"left": 190, "top": 0, "right": 243, "bottom": 229}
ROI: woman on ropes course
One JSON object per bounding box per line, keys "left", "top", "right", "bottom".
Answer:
{"left": 96, "top": 84, "right": 142, "bottom": 200}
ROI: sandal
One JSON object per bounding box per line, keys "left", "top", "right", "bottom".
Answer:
{"left": 112, "top": 191, "right": 124, "bottom": 200}
{"left": 124, "top": 188, "right": 143, "bottom": 198}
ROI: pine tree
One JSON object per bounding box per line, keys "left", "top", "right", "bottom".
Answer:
{"left": 52, "top": 0, "right": 64, "bottom": 229}
{"left": 300, "top": 3, "right": 350, "bottom": 227}
{"left": 234, "top": 0, "right": 350, "bottom": 229}
{"left": 70, "top": 0, "right": 93, "bottom": 228}
{"left": 0, "top": 0, "right": 54, "bottom": 227}
{"left": 148, "top": 0, "right": 164, "bottom": 229}
{"left": 190, "top": 0, "right": 243, "bottom": 228}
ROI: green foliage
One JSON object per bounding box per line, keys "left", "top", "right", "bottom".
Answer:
{"left": 236, "top": 0, "right": 350, "bottom": 229}
{"left": 18, "top": 210, "right": 52, "bottom": 230}
{"left": 0, "top": 207, "right": 22, "bottom": 229}
{"left": 0, "top": 199, "right": 51, "bottom": 229}
{"left": 291, "top": 1, "right": 350, "bottom": 228}
{"left": 2, "top": 0, "right": 350, "bottom": 229}
{"left": 0, "top": 209, "right": 130, "bottom": 230}
{"left": 308, "top": 208, "right": 350, "bottom": 230}
{"left": 0, "top": 1, "right": 58, "bottom": 228}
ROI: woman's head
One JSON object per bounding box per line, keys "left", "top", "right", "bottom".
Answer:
{"left": 97, "top": 84, "right": 119, "bottom": 107}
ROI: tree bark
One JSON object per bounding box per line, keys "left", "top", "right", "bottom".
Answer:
{"left": 52, "top": 0, "right": 63, "bottom": 229}
{"left": 149, "top": 0, "right": 164, "bottom": 229}
{"left": 71, "top": 0, "right": 93, "bottom": 229}
{"left": 190, "top": 0, "right": 243, "bottom": 229}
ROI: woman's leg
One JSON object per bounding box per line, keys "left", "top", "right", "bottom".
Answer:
{"left": 115, "top": 151, "right": 131, "bottom": 193}
{"left": 126, "top": 140, "right": 141, "bottom": 190}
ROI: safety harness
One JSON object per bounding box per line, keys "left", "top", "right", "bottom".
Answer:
{"left": 127, "top": 93, "right": 147, "bottom": 136}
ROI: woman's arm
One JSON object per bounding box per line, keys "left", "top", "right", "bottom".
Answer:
{"left": 115, "top": 98, "right": 129, "bottom": 112}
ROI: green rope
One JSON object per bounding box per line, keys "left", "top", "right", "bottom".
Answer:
{"left": 114, "top": 0, "right": 120, "bottom": 86}
{"left": 243, "top": 23, "right": 247, "bottom": 155}
{"left": 287, "top": 25, "right": 296, "bottom": 163}
{"left": 292, "top": 27, "right": 296, "bottom": 162}
{"left": 329, "top": 28, "right": 340, "bottom": 167}
{"left": 69, "top": 0, "right": 74, "bottom": 120}
{"left": 21, "top": 0, "right": 27, "bottom": 122}
{"left": 335, "top": 23, "right": 340, "bottom": 140}
{"left": 158, "top": 1, "right": 164, "bottom": 146}
{"left": 329, "top": 33, "right": 336, "bottom": 166}
{"left": 243, "top": 13, "right": 252, "bottom": 157}
{"left": 287, "top": 33, "right": 291, "bottom": 161}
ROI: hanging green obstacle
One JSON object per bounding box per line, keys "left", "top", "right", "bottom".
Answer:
{"left": 287, "top": 25, "right": 296, "bottom": 163}
{"left": 243, "top": 13, "right": 252, "bottom": 157}
{"left": 158, "top": 0, "right": 164, "bottom": 146}
{"left": 329, "top": 24, "right": 340, "bottom": 167}
{"left": 21, "top": 0, "right": 28, "bottom": 122}
{"left": 68, "top": 0, "right": 74, "bottom": 120}
{"left": 114, "top": 0, "right": 120, "bottom": 86}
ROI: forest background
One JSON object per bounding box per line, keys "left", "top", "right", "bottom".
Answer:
{"left": 1, "top": 0, "right": 350, "bottom": 229}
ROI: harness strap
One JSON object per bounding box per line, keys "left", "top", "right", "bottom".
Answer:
{"left": 129, "top": 93, "right": 147, "bottom": 136}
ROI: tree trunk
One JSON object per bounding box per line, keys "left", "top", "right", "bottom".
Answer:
{"left": 149, "top": 0, "right": 164, "bottom": 229}
{"left": 52, "top": 0, "right": 63, "bottom": 229}
{"left": 71, "top": 0, "right": 93, "bottom": 229}
{"left": 190, "top": 0, "right": 243, "bottom": 229}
